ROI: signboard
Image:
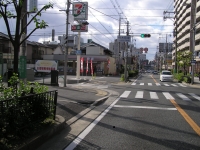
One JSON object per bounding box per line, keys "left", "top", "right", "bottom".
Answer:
{"left": 73, "top": 2, "right": 88, "bottom": 20}
{"left": 29, "top": 0, "right": 38, "bottom": 12}
{"left": 191, "top": 60, "right": 196, "bottom": 65}
{"left": 76, "top": 50, "right": 82, "bottom": 55}
{"left": 71, "top": 25, "right": 88, "bottom": 32}
{"left": 19, "top": 56, "right": 27, "bottom": 79}
{"left": 35, "top": 60, "right": 57, "bottom": 72}
{"left": 117, "top": 36, "right": 131, "bottom": 42}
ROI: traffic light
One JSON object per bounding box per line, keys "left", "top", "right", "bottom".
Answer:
{"left": 141, "top": 34, "right": 151, "bottom": 38}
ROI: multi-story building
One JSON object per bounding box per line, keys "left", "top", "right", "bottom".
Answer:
{"left": 174, "top": 0, "right": 200, "bottom": 73}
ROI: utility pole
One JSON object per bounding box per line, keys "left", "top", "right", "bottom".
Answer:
{"left": 190, "top": 0, "right": 197, "bottom": 84}
{"left": 163, "top": 10, "right": 177, "bottom": 73}
{"left": 64, "top": 0, "right": 70, "bottom": 87}
{"left": 166, "top": 34, "right": 168, "bottom": 70}
{"left": 124, "top": 21, "right": 129, "bottom": 82}
{"left": 118, "top": 14, "right": 121, "bottom": 75}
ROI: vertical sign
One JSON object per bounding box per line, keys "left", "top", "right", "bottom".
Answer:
{"left": 19, "top": 56, "right": 27, "bottom": 79}
{"left": 72, "top": 2, "right": 88, "bottom": 20}
{"left": 0, "top": 53, "right": 3, "bottom": 76}
{"left": 80, "top": 57, "right": 83, "bottom": 73}
{"left": 86, "top": 58, "right": 89, "bottom": 74}
{"left": 107, "top": 59, "right": 110, "bottom": 69}
{"left": 91, "top": 59, "right": 93, "bottom": 75}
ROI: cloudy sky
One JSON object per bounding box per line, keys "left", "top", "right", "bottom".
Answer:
{"left": 0, "top": 0, "right": 174, "bottom": 61}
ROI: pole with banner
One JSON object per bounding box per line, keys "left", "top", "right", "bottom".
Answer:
{"left": 91, "top": 58, "right": 93, "bottom": 77}
{"left": 80, "top": 57, "right": 84, "bottom": 76}
{"left": 86, "top": 58, "right": 89, "bottom": 76}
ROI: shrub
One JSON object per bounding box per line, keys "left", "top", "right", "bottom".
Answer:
{"left": 129, "top": 70, "right": 138, "bottom": 77}
{"left": 120, "top": 74, "right": 125, "bottom": 81}
{"left": 183, "top": 76, "right": 191, "bottom": 83}
{"left": 173, "top": 73, "right": 184, "bottom": 82}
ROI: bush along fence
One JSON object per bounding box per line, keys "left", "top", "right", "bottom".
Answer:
{"left": 0, "top": 73, "right": 58, "bottom": 149}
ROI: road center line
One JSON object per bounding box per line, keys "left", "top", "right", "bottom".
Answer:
{"left": 170, "top": 99, "right": 200, "bottom": 136}
{"left": 114, "top": 105, "right": 177, "bottom": 110}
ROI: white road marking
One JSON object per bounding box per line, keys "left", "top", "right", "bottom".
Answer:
{"left": 148, "top": 83, "right": 152, "bottom": 86}
{"left": 171, "top": 84, "right": 178, "bottom": 87}
{"left": 177, "top": 93, "right": 191, "bottom": 101}
{"left": 156, "top": 83, "right": 161, "bottom": 86}
{"left": 65, "top": 97, "right": 121, "bottom": 150}
{"left": 163, "top": 92, "right": 174, "bottom": 100}
{"left": 114, "top": 105, "right": 177, "bottom": 110}
{"left": 131, "top": 82, "right": 136, "bottom": 85}
{"left": 188, "top": 93, "right": 200, "bottom": 101}
{"left": 150, "top": 92, "right": 158, "bottom": 99}
{"left": 140, "top": 83, "right": 144, "bottom": 85}
{"left": 164, "top": 84, "right": 169, "bottom": 86}
{"left": 178, "top": 83, "right": 187, "bottom": 87}
{"left": 120, "top": 91, "right": 131, "bottom": 98}
{"left": 135, "top": 91, "right": 144, "bottom": 98}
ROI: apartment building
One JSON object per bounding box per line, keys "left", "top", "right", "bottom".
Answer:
{"left": 174, "top": 0, "right": 200, "bottom": 73}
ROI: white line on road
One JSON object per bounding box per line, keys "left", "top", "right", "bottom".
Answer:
{"left": 171, "top": 84, "right": 178, "bottom": 87}
{"left": 156, "top": 83, "right": 161, "bottom": 86}
{"left": 188, "top": 93, "right": 200, "bottom": 101}
{"left": 135, "top": 91, "right": 144, "bottom": 98}
{"left": 148, "top": 83, "right": 152, "bottom": 86}
{"left": 64, "top": 97, "right": 120, "bottom": 150}
{"left": 164, "top": 84, "right": 169, "bottom": 86}
{"left": 140, "top": 83, "right": 144, "bottom": 85}
{"left": 177, "top": 93, "right": 191, "bottom": 101}
{"left": 120, "top": 91, "right": 131, "bottom": 98}
{"left": 178, "top": 83, "right": 187, "bottom": 87}
{"left": 163, "top": 92, "right": 174, "bottom": 100}
{"left": 150, "top": 92, "right": 158, "bottom": 99}
{"left": 114, "top": 105, "right": 177, "bottom": 110}
{"left": 131, "top": 82, "right": 136, "bottom": 85}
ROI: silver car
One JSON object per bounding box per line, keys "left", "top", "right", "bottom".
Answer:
{"left": 160, "top": 70, "right": 173, "bottom": 82}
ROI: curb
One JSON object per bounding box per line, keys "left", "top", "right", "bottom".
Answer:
{"left": 18, "top": 115, "right": 66, "bottom": 150}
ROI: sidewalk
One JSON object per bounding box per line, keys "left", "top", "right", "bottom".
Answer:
{"left": 17, "top": 84, "right": 110, "bottom": 150}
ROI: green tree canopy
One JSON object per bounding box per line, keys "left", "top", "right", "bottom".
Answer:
{"left": 0, "top": 0, "right": 53, "bottom": 73}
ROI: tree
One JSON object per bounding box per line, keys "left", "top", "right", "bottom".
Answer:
{"left": 0, "top": 0, "right": 53, "bottom": 73}
{"left": 177, "top": 51, "right": 192, "bottom": 75}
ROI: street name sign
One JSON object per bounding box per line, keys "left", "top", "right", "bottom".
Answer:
{"left": 117, "top": 36, "right": 131, "bottom": 42}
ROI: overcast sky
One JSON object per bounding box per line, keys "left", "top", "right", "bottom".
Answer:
{"left": 0, "top": 0, "right": 174, "bottom": 61}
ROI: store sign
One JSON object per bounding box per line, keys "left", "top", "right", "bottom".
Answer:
{"left": 71, "top": 25, "right": 88, "bottom": 32}
{"left": 73, "top": 2, "right": 88, "bottom": 20}
{"left": 35, "top": 60, "right": 57, "bottom": 72}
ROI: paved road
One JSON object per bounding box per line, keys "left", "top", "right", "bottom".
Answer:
{"left": 36, "top": 74, "right": 200, "bottom": 150}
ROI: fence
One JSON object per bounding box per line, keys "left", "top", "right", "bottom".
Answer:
{"left": 0, "top": 90, "right": 58, "bottom": 136}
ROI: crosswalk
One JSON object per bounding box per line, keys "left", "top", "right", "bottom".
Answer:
{"left": 131, "top": 82, "right": 187, "bottom": 87}
{"left": 120, "top": 90, "right": 200, "bottom": 101}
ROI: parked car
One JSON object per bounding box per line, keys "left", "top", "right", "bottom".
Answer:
{"left": 160, "top": 70, "right": 173, "bottom": 82}
{"left": 33, "top": 69, "right": 50, "bottom": 77}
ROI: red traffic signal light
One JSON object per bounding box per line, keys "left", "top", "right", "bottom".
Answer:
{"left": 141, "top": 34, "right": 151, "bottom": 38}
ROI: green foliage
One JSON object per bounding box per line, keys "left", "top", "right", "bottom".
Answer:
{"left": 0, "top": 73, "right": 48, "bottom": 100}
{"left": 173, "top": 73, "right": 184, "bottom": 82}
{"left": 0, "top": 74, "right": 54, "bottom": 150}
{"left": 183, "top": 76, "right": 191, "bottom": 83}
{"left": 128, "top": 70, "right": 138, "bottom": 77}
{"left": 120, "top": 74, "right": 125, "bottom": 81}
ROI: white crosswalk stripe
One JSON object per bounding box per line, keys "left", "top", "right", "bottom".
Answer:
{"left": 150, "top": 92, "right": 158, "bottom": 99}
{"left": 135, "top": 91, "right": 144, "bottom": 98}
{"left": 188, "top": 93, "right": 200, "bottom": 101}
{"left": 177, "top": 93, "right": 191, "bottom": 101}
{"left": 156, "top": 83, "right": 161, "bottom": 86}
{"left": 131, "top": 82, "right": 187, "bottom": 87}
{"left": 120, "top": 91, "right": 200, "bottom": 101}
{"left": 120, "top": 91, "right": 131, "bottom": 98}
{"left": 178, "top": 83, "right": 187, "bottom": 87}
